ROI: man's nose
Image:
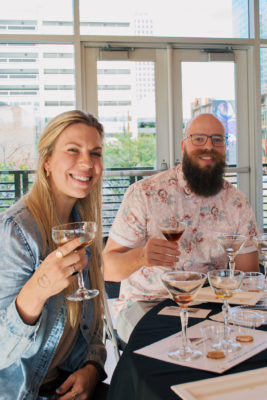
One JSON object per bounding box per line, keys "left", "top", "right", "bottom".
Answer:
{"left": 203, "top": 136, "right": 214, "bottom": 150}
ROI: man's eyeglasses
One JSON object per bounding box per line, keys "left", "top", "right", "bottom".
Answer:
{"left": 184, "top": 134, "right": 226, "bottom": 147}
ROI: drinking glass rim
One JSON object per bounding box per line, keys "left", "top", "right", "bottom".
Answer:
{"left": 254, "top": 233, "right": 267, "bottom": 240}
{"left": 215, "top": 232, "right": 247, "bottom": 240}
{"left": 52, "top": 221, "right": 96, "bottom": 231}
{"left": 207, "top": 269, "right": 245, "bottom": 278}
{"left": 161, "top": 270, "right": 207, "bottom": 282}
{"left": 159, "top": 220, "right": 187, "bottom": 229}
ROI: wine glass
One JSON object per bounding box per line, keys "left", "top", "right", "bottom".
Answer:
{"left": 159, "top": 219, "right": 186, "bottom": 243}
{"left": 52, "top": 221, "right": 98, "bottom": 301}
{"left": 161, "top": 270, "right": 206, "bottom": 361}
{"left": 216, "top": 233, "right": 247, "bottom": 273}
{"left": 253, "top": 234, "right": 267, "bottom": 290}
{"left": 208, "top": 269, "right": 245, "bottom": 353}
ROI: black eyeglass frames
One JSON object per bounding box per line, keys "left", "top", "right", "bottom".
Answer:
{"left": 184, "top": 134, "right": 226, "bottom": 147}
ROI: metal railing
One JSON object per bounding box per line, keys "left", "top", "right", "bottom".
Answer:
{"left": 0, "top": 166, "right": 265, "bottom": 235}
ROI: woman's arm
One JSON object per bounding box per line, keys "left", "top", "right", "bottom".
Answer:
{"left": 0, "top": 217, "right": 87, "bottom": 368}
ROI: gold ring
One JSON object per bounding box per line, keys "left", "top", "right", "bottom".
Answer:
{"left": 71, "top": 390, "right": 78, "bottom": 400}
{"left": 55, "top": 250, "right": 63, "bottom": 259}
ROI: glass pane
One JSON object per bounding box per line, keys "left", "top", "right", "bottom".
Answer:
{"left": 0, "top": 0, "right": 73, "bottom": 34}
{"left": 80, "top": 0, "right": 248, "bottom": 38}
{"left": 181, "top": 62, "right": 236, "bottom": 165}
{"left": 0, "top": 44, "right": 75, "bottom": 170}
{"left": 97, "top": 60, "right": 156, "bottom": 168}
{"left": 260, "top": 0, "right": 267, "bottom": 38}
{"left": 261, "top": 48, "right": 267, "bottom": 228}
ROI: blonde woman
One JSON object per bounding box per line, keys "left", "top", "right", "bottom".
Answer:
{"left": 0, "top": 110, "right": 107, "bottom": 400}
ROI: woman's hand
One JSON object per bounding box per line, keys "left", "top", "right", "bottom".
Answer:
{"left": 16, "top": 237, "right": 88, "bottom": 325}
{"left": 56, "top": 364, "right": 99, "bottom": 400}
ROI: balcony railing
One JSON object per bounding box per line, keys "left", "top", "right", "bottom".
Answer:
{"left": 0, "top": 166, "right": 265, "bottom": 235}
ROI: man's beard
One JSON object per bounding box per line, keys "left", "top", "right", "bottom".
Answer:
{"left": 182, "top": 149, "right": 226, "bottom": 197}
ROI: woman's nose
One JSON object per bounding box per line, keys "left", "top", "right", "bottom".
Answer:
{"left": 79, "top": 153, "right": 94, "bottom": 167}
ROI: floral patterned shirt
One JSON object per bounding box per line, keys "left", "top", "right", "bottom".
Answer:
{"left": 109, "top": 165, "right": 258, "bottom": 315}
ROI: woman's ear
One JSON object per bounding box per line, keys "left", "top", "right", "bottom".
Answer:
{"left": 44, "top": 159, "right": 50, "bottom": 176}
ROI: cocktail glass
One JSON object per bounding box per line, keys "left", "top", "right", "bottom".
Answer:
{"left": 161, "top": 270, "right": 206, "bottom": 361}
{"left": 52, "top": 221, "right": 98, "bottom": 301}
{"left": 253, "top": 234, "right": 267, "bottom": 290}
{"left": 216, "top": 233, "right": 247, "bottom": 273}
{"left": 208, "top": 269, "right": 245, "bottom": 352}
{"left": 159, "top": 219, "right": 187, "bottom": 243}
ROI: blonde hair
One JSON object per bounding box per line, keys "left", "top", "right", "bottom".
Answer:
{"left": 25, "top": 110, "right": 104, "bottom": 331}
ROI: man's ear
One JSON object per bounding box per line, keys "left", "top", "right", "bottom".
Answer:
{"left": 181, "top": 139, "right": 185, "bottom": 152}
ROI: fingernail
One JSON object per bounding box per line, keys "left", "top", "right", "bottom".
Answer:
{"left": 56, "top": 387, "right": 62, "bottom": 392}
{"left": 80, "top": 236, "right": 85, "bottom": 242}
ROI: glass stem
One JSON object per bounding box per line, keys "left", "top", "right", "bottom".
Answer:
{"left": 222, "top": 299, "right": 230, "bottom": 343}
{"left": 229, "top": 257, "right": 235, "bottom": 273}
{"left": 78, "top": 271, "right": 85, "bottom": 289}
{"left": 264, "top": 259, "right": 267, "bottom": 281}
{"left": 180, "top": 308, "right": 189, "bottom": 349}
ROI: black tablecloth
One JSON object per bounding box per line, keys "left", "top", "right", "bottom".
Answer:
{"left": 107, "top": 299, "right": 267, "bottom": 400}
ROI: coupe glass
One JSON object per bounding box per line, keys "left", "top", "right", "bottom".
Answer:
{"left": 161, "top": 270, "right": 206, "bottom": 361}
{"left": 52, "top": 221, "right": 98, "bottom": 301}
{"left": 253, "top": 234, "right": 267, "bottom": 289}
{"left": 159, "top": 219, "right": 186, "bottom": 243}
{"left": 208, "top": 269, "right": 245, "bottom": 352}
{"left": 216, "top": 233, "right": 247, "bottom": 273}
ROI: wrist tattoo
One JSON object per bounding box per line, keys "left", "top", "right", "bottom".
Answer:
{"left": 37, "top": 274, "right": 50, "bottom": 288}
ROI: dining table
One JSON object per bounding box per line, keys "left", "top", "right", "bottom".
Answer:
{"left": 107, "top": 298, "right": 267, "bottom": 400}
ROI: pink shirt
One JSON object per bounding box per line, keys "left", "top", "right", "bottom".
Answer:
{"left": 110, "top": 165, "right": 258, "bottom": 315}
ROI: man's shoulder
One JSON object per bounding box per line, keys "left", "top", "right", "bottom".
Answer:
{"left": 220, "top": 179, "right": 250, "bottom": 203}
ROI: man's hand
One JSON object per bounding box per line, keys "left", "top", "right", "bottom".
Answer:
{"left": 103, "top": 236, "right": 180, "bottom": 281}
{"left": 141, "top": 237, "right": 180, "bottom": 267}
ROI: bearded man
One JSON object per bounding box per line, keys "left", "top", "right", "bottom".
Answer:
{"left": 103, "top": 113, "right": 259, "bottom": 343}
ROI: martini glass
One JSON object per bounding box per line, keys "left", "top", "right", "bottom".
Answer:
{"left": 160, "top": 219, "right": 186, "bottom": 242}
{"left": 161, "top": 270, "right": 206, "bottom": 361}
{"left": 208, "top": 269, "right": 245, "bottom": 352}
{"left": 253, "top": 234, "right": 267, "bottom": 289}
{"left": 216, "top": 233, "right": 247, "bottom": 273}
{"left": 52, "top": 221, "right": 99, "bottom": 301}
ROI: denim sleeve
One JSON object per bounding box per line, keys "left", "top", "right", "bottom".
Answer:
{"left": 84, "top": 331, "right": 107, "bottom": 368}
{"left": 0, "top": 216, "right": 46, "bottom": 369}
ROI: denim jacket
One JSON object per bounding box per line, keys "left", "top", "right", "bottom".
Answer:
{"left": 0, "top": 199, "right": 106, "bottom": 400}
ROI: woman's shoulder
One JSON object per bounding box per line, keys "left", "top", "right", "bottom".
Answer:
{"left": 0, "top": 198, "right": 33, "bottom": 226}
{"left": 0, "top": 198, "right": 42, "bottom": 245}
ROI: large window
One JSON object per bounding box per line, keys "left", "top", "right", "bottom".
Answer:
{"left": 0, "top": 0, "right": 73, "bottom": 34}
{"left": 80, "top": 0, "right": 249, "bottom": 38}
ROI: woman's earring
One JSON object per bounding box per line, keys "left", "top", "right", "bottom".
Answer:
{"left": 46, "top": 170, "right": 50, "bottom": 177}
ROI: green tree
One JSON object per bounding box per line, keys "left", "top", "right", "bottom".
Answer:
{"left": 104, "top": 133, "right": 156, "bottom": 168}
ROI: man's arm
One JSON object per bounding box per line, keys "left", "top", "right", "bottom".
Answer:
{"left": 234, "top": 251, "right": 259, "bottom": 272}
{"left": 102, "top": 237, "right": 180, "bottom": 282}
